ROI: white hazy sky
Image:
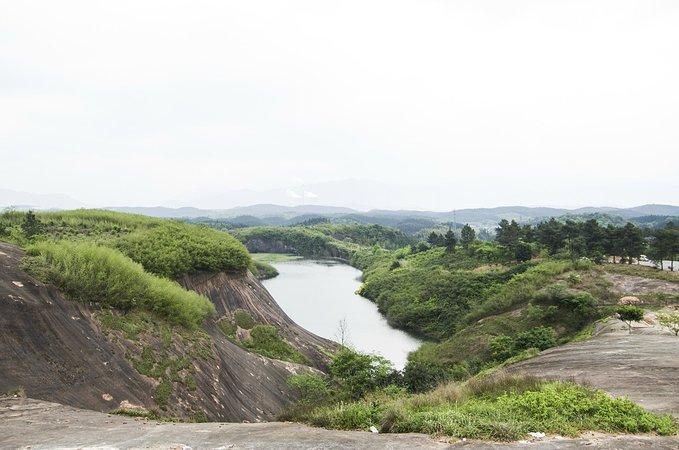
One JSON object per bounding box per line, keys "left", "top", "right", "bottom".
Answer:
{"left": 1, "top": 0, "right": 678, "bottom": 210}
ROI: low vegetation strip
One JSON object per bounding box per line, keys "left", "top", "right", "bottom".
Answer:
{"left": 24, "top": 240, "right": 215, "bottom": 327}
{"left": 233, "top": 226, "right": 361, "bottom": 260}
{"left": 1, "top": 209, "right": 251, "bottom": 279}
{"left": 287, "top": 373, "right": 677, "bottom": 441}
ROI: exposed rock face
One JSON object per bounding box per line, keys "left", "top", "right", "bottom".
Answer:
{"left": 178, "top": 270, "right": 338, "bottom": 369}
{"left": 0, "top": 242, "right": 335, "bottom": 422}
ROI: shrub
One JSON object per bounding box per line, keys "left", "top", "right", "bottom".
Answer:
{"left": 657, "top": 313, "right": 679, "bottom": 336}
{"left": 217, "top": 319, "right": 236, "bottom": 338}
{"left": 616, "top": 306, "right": 645, "bottom": 334}
{"left": 560, "top": 292, "right": 597, "bottom": 315}
{"left": 329, "top": 348, "right": 395, "bottom": 399}
{"left": 287, "top": 374, "right": 331, "bottom": 404}
{"left": 116, "top": 222, "right": 250, "bottom": 279}
{"left": 489, "top": 335, "right": 516, "bottom": 361}
{"left": 403, "top": 359, "right": 449, "bottom": 393}
{"left": 233, "top": 309, "right": 256, "bottom": 329}
{"left": 515, "top": 326, "right": 556, "bottom": 351}
{"left": 288, "top": 375, "right": 678, "bottom": 439}
{"left": 25, "top": 241, "right": 215, "bottom": 327}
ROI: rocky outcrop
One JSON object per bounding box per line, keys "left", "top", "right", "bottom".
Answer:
{"left": 0, "top": 242, "right": 335, "bottom": 422}
{"left": 178, "top": 270, "right": 338, "bottom": 369}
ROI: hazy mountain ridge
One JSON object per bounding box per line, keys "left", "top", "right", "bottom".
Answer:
{"left": 107, "top": 203, "right": 679, "bottom": 224}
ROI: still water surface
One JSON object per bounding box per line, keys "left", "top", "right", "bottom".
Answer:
{"left": 262, "top": 259, "right": 421, "bottom": 369}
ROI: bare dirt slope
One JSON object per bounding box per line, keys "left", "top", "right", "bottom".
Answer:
{"left": 604, "top": 273, "right": 679, "bottom": 295}
{"left": 0, "top": 242, "right": 335, "bottom": 421}
{"left": 507, "top": 316, "right": 679, "bottom": 417}
{"left": 2, "top": 397, "right": 678, "bottom": 449}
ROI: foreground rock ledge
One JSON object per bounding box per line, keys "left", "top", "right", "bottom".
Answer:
{"left": 1, "top": 397, "right": 677, "bottom": 450}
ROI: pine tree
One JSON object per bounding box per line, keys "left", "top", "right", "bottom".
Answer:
{"left": 427, "top": 231, "right": 443, "bottom": 247}
{"left": 21, "top": 210, "right": 42, "bottom": 238}
{"left": 460, "top": 224, "right": 475, "bottom": 250}
{"left": 619, "top": 223, "right": 645, "bottom": 264}
{"left": 537, "top": 218, "right": 564, "bottom": 255}
{"left": 444, "top": 228, "right": 456, "bottom": 253}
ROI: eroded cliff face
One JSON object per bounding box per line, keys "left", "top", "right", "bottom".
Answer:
{"left": 0, "top": 243, "right": 334, "bottom": 422}
{"left": 178, "top": 270, "right": 338, "bottom": 369}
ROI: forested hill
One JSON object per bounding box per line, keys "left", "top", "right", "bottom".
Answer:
{"left": 101, "top": 203, "right": 679, "bottom": 234}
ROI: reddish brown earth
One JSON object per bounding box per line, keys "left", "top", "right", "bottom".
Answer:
{"left": 0, "top": 242, "right": 336, "bottom": 422}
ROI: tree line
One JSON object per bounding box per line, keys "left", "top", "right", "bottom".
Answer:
{"left": 427, "top": 218, "right": 678, "bottom": 270}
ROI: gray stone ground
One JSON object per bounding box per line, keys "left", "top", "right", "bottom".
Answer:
{"left": 508, "top": 315, "right": 679, "bottom": 417}
{"left": 1, "top": 397, "right": 678, "bottom": 449}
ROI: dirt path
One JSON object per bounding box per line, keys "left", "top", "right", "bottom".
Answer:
{"left": 1, "top": 397, "right": 678, "bottom": 449}
{"left": 508, "top": 317, "right": 679, "bottom": 417}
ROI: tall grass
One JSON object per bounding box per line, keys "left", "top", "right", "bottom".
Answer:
{"left": 116, "top": 223, "right": 250, "bottom": 278}
{"left": 5, "top": 209, "right": 251, "bottom": 279}
{"left": 291, "top": 372, "right": 677, "bottom": 440}
{"left": 464, "top": 260, "right": 573, "bottom": 323}
{"left": 25, "top": 241, "right": 215, "bottom": 327}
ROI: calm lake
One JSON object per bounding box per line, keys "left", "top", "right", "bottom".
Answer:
{"left": 262, "top": 259, "right": 422, "bottom": 369}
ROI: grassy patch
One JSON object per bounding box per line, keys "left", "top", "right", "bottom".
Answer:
{"left": 289, "top": 373, "right": 677, "bottom": 440}
{"left": 217, "top": 318, "right": 237, "bottom": 338}
{"left": 243, "top": 325, "right": 308, "bottom": 364}
{"left": 116, "top": 222, "right": 250, "bottom": 278}
{"left": 251, "top": 260, "right": 279, "bottom": 280}
{"left": 233, "top": 309, "right": 256, "bottom": 329}
{"left": 24, "top": 241, "right": 215, "bottom": 328}
{"left": 251, "top": 253, "right": 302, "bottom": 263}
{"left": 604, "top": 263, "right": 679, "bottom": 282}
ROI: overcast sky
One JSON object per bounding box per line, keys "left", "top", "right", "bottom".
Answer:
{"left": 1, "top": 0, "right": 677, "bottom": 210}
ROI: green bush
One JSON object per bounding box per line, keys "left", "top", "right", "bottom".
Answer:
{"left": 489, "top": 335, "right": 516, "bottom": 361}
{"left": 117, "top": 222, "right": 250, "bottom": 279}
{"left": 287, "top": 374, "right": 331, "bottom": 404}
{"left": 329, "top": 348, "right": 395, "bottom": 399}
{"left": 515, "top": 326, "right": 556, "bottom": 351}
{"left": 616, "top": 305, "right": 645, "bottom": 333}
{"left": 218, "top": 319, "right": 237, "bottom": 338}
{"left": 25, "top": 241, "right": 215, "bottom": 327}
{"left": 251, "top": 260, "right": 279, "bottom": 280}
{"left": 289, "top": 375, "right": 677, "bottom": 440}
{"left": 233, "top": 309, "right": 256, "bottom": 329}
{"left": 403, "top": 358, "right": 449, "bottom": 393}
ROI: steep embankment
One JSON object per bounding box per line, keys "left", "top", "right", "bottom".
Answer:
{"left": 0, "top": 242, "right": 336, "bottom": 421}
{"left": 178, "top": 270, "right": 337, "bottom": 368}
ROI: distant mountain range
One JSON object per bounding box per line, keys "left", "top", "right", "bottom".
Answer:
{"left": 2, "top": 187, "right": 675, "bottom": 231}
{"left": 108, "top": 203, "right": 679, "bottom": 230}
{"left": 0, "top": 188, "right": 82, "bottom": 210}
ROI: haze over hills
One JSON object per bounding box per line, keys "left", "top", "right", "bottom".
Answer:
{"left": 107, "top": 203, "right": 679, "bottom": 229}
